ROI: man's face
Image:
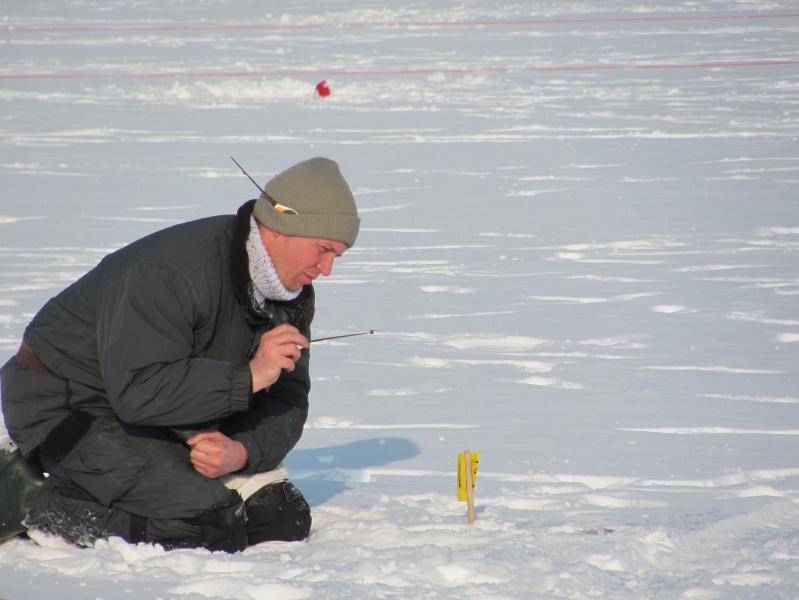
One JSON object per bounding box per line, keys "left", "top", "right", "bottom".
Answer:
{"left": 263, "top": 230, "right": 348, "bottom": 292}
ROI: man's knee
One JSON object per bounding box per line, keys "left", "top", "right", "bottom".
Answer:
{"left": 149, "top": 479, "right": 313, "bottom": 550}
{"left": 245, "top": 481, "right": 312, "bottom": 545}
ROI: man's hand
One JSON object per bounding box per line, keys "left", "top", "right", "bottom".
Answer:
{"left": 186, "top": 431, "right": 248, "bottom": 478}
{"left": 249, "top": 324, "right": 309, "bottom": 393}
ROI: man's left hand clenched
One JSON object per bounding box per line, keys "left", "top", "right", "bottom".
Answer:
{"left": 186, "top": 431, "right": 248, "bottom": 478}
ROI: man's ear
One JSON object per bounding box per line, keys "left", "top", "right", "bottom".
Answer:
{"left": 257, "top": 223, "right": 279, "bottom": 239}
{"left": 256, "top": 223, "right": 281, "bottom": 252}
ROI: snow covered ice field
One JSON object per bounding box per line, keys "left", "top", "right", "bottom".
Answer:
{"left": 1, "top": 0, "right": 798, "bottom": 598}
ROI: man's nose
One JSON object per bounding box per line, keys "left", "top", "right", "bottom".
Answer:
{"left": 317, "top": 254, "right": 335, "bottom": 277}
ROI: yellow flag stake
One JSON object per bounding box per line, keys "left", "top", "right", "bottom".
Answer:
{"left": 457, "top": 450, "right": 480, "bottom": 524}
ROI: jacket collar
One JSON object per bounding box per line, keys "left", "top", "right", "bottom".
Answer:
{"left": 230, "top": 200, "right": 315, "bottom": 335}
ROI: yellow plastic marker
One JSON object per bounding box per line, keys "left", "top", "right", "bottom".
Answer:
{"left": 457, "top": 450, "right": 480, "bottom": 524}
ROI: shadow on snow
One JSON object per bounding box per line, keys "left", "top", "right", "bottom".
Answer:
{"left": 285, "top": 437, "right": 419, "bottom": 505}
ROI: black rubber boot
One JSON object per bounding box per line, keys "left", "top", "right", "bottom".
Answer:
{"left": 244, "top": 481, "right": 311, "bottom": 545}
{"left": 0, "top": 443, "right": 44, "bottom": 544}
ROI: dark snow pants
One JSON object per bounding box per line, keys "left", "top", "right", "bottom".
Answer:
{"left": 34, "top": 415, "right": 249, "bottom": 551}
{"left": 27, "top": 415, "right": 311, "bottom": 551}
{"left": 1, "top": 359, "right": 311, "bottom": 552}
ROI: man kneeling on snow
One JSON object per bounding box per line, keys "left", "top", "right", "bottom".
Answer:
{"left": 0, "top": 157, "right": 359, "bottom": 552}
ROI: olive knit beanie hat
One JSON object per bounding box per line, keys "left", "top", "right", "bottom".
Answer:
{"left": 252, "top": 157, "right": 360, "bottom": 247}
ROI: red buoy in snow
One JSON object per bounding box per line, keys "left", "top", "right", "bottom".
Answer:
{"left": 315, "top": 80, "right": 331, "bottom": 97}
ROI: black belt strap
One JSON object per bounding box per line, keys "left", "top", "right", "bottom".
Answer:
{"left": 39, "top": 410, "right": 93, "bottom": 464}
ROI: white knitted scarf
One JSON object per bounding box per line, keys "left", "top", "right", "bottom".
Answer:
{"left": 246, "top": 216, "right": 301, "bottom": 304}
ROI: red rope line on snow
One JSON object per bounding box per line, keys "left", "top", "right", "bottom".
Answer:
{"left": 2, "top": 12, "right": 799, "bottom": 34}
{"left": 1, "top": 60, "right": 798, "bottom": 81}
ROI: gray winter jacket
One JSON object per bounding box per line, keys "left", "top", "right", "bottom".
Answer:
{"left": 2, "top": 200, "right": 313, "bottom": 474}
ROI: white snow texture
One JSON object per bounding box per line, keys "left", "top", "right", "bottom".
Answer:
{"left": 1, "top": 1, "right": 798, "bottom": 599}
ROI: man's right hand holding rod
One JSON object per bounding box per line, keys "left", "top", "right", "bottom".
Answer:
{"left": 248, "top": 324, "right": 309, "bottom": 393}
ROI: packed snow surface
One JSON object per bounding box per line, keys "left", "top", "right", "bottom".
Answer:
{"left": 1, "top": 1, "right": 798, "bottom": 598}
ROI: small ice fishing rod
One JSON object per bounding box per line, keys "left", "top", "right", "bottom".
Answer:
{"left": 311, "top": 330, "right": 375, "bottom": 343}
{"left": 231, "top": 156, "right": 266, "bottom": 195}
{"left": 231, "top": 156, "right": 299, "bottom": 214}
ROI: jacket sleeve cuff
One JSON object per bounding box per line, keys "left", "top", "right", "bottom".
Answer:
{"left": 229, "top": 364, "right": 253, "bottom": 413}
{"left": 231, "top": 431, "right": 262, "bottom": 475}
